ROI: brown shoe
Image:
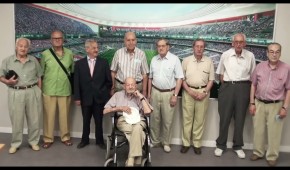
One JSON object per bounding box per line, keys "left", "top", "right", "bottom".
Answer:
{"left": 267, "top": 160, "right": 277, "bottom": 167}
{"left": 193, "top": 146, "right": 202, "bottom": 155}
{"left": 42, "top": 142, "right": 53, "bottom": 149}
{"left": 62, "top": 140, "right": 73, "bottom": 146}
{"left": 180, "top": 146, "right": 190, "bottom": 153}
{"left": 250, "top": 154, "right": 263, "bottom": 161}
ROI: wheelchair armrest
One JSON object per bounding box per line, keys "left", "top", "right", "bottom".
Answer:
{"left": 111, "top": 112, "right": 123, "bottom": 129}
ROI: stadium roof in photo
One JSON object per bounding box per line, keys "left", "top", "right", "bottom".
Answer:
{"left": 30, "top": 3, "right": 275, "bottom": 28}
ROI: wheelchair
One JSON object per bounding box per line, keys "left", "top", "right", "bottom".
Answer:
{"left": 104, "top": 112, "right": 152, "bottom": 167}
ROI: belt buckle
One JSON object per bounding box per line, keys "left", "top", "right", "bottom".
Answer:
{"left": 231, "top": 81, "right": 235, "bottom": 84}
{"left": 198, "top": 86, "right": 202, "bottom": 89}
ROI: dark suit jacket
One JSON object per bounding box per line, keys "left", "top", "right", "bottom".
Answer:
{"left": 74, "top": 57, "right": 112, "bottom": 106}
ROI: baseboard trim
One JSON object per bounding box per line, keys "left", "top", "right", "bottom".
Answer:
{"left": 171, "top": 137, "right": 290, "bottom": 152}
{"left": 1, "top": 128, "right": 290, "bottom": 152}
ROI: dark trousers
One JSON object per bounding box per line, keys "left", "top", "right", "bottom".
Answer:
{"left": 81, "top": 103, "right": 104, "bottom": 144}
{"left": 216, "top": 82, "right": 250, "bottom": 150}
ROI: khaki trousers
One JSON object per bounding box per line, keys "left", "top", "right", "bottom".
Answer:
{"left": 253, "top": 99, "right": 284, "bottom": 161}
{"left": 181, "top": 88, "right": 209, "bottom": 148}
{"left": 117, "top": 116, "right": 146, "bottom": 157}
{"left": 150, "top": 87, "right": 176, "bottom": 146}
{"left": 42, "top": 94, "right": 71, "bottom": 142}
{"left": 8, "top": 86, "right": 42, "bottom": 148}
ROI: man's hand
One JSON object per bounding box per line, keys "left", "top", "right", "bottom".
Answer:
{"left": 121, "top": 106, "right": 132, "bottom": 114}
{"left": 75, "top": 100, "right": 81, "bottom": 106}
{"left": 134, "top": 90, "right": 144, "bottom": 99}
{"left": 170, "top": 95, "right": 178, "bottom": 107}
{"left": 6, "top": 76, "right": 18, "bottom": 86}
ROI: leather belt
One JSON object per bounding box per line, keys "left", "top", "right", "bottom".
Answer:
{"left": 187, "top": 84, "right": 206, "bottom": 89}
{"left": 257, "top": 98, "right": 282, "bottom": 104}
{"left": 115, "top": 78, "right": 141, "bottom": 84}
{"left": 224, "top": 81, "right": 250, "bottom": 84}
{"left": 9, "top": 83, "right": 37, "bottom": 90}
{"left": 152, "top": 85, "right": 174, "bottom": 92}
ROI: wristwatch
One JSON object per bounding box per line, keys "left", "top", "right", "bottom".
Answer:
{"left": 203, "top": 90, "right": 208, "bottom": 95}
{"left": 173, "top": 94, "right": 178, "bottom": 97}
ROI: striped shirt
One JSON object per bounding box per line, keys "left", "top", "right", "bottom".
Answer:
{"left": 110, "top": 47, "right": 149, "bottom": 82}
{"left": 251, "top": 60, "right": 290, "bottom": 101}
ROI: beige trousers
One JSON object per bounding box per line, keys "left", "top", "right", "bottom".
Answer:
{"left": 42, "top": 94, "right": 71, "bottom": 142}
{"left": 181, "top": 88, "right": 209, "bottom": 148}
{"left": 117, "top": 116, "right": 146, "bottom": 157}
{"left": 252, "top": 99, "right": 284, "bottom": 161}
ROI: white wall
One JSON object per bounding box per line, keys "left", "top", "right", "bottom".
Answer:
{"left": 0, "top": 4, "right": 15, "bottom": 132}
{"left": 1, "top": 3, "right": 290, "bottom": 152}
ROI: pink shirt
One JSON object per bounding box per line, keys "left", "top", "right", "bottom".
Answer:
{"left": 251, "top": 60, "right": 290, "bottom": 100}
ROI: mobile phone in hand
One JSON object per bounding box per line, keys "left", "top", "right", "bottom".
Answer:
{"left": 275, "top": 114, "right": 282, "bottom": 121}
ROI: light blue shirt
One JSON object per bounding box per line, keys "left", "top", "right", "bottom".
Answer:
{"left": 149, "top": 51, "right": 184, "bottom": 89}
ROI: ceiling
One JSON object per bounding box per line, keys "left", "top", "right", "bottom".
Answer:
{"left": 31, "top": 3, "right": 276, "bottom": 28}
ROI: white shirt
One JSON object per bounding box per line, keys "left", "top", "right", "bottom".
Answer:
{"left": 216, "top": 48, "right": 256, "bottom": 81}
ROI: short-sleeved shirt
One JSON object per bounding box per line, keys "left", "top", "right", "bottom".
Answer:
{"left": 149, "top": 51, "right": 184, "bottom": 89}
{"left": 110, "top": 47, "right": 149, "bottom": 82}
{"left": 0, "top": 54, "right": 42, "bottom": 86}
{"left": 251, "top": 60, "right": 290, "bottom": 101}
{"left": 40, "top": 47, "right": 74, "bottom": 96}
{"left": 216, "top": 48, "right": 256, "bottom": 81}
{"left": 182, "top": 55, "right": 215, "bottom": 87}
{"left": 104, "top": 90, "right": 143, "bottom": 115}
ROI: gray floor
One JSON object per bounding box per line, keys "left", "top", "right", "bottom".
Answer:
{"left": 0, "top": 132, "right": 289, "bottom": 167}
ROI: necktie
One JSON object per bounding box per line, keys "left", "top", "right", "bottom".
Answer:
{"left": 89, "top": 59, "right": 95, "bottom": 77}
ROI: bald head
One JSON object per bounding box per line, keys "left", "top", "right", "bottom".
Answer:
{"left": 125, "top": 77, "right": 136, "bottom": 84}
{"left": 124, "top": 77, "right": 137, "bottom": 94}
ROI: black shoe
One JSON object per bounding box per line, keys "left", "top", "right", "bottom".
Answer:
{"left": 96, "top": 143, "right": 106, "bottom": 150}
{"left": 193, "top": 146, "right": 202, "bottom": 155}
{"left": 77, "top": 142, "right": 89, "bottom": 149}
{"left": 180, "top": 146, "right": 190, "bottom": 153}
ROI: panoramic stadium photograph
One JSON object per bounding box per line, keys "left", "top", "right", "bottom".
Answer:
{"left": 2, "top": 3, "right": 290, "bottom": 167}
{"left": 15, "top": 3, "right": 276, "bottom": 97}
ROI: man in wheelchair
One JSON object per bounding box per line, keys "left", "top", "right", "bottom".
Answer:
{"left": 103, "top": 77, "right": 153, "bottom": 166}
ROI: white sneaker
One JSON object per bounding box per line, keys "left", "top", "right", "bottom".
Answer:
{"left": 31, "top": 145, "right": 40, "bottom": 151}
{"left": 234, "top": 149, "right": 246, "bottom": 159}
{"left": 163, "top": 145, "right": 171, "bottom": 153}
{"left": 214, "top": 148, "right": 223, "bottom": 157}
{"left": 9, "top": 147, "right": 18, "bottom": 154}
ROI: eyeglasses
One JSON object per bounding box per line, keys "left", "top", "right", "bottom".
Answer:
{"left": 51, "top": 37, "right": 63, "bottom": 40}
{"left": 233, "top": 41, "right": 244, "bottom": 45}
{"left": 268, "top": 51, "right": 280, "bottom": 55}
{"left": 157, "top": 45, "right": 168, "bottom": 48}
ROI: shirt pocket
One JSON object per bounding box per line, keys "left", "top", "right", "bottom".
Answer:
{"left": 201, "top": 70, "right": 210, "bottom": 83}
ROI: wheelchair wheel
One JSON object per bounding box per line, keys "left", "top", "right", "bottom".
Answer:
{"left": 141, "top": 158, "right": 152, "bottom": 167}
{"left": 104, "top": 158, "right": 116, "bottom": 167}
